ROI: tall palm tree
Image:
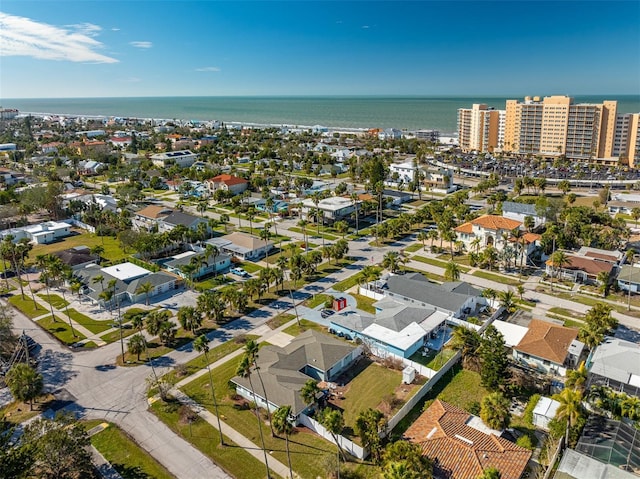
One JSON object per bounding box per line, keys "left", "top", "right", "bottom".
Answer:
{"left": 297, "top": 219, "right": 308, "bottom": 247}
{"left": 244, "top": 339, "right": 274, "bottom": 436}
{"left": 498, "top": 290, "right": 517, "bottom": 313}
{"left": 350, "top": 192, "right": 360, "bottom": 236}
{"left": 300, "top": 379, "right": 320, "bottom": 410}
{"left": 135, "top": 281, "right": 154, "bottom": 306}
{"left": 193, "top": 334, "right": 224, "bottom": 446}
{"left": 272, "top": 405, "right": 294, "bottom": 479}
{"left": 549, "top": 250, "right": 569, "bottom": 290}
{"left": 552, "top": 387, "right": 584, "bottom": 439}
{"left": 35, "top": 255, "right": 57, "bottom": 321}
{"left": 260, "top": 225, "right": 272, "bottom": 268}
{"left": 320, "top": 408, "right": 346, "bottom": 477}
{"left": 236, "top": 355, "right": 271, "bottom": 479}
{"left": 92, "top": 274, "right": 105, "bottom": 293}
{"left": 382, "top": 251, "right": 401, "bottom": 273}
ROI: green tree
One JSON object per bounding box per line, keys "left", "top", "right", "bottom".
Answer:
{"left": 6, "top": 363, "right": 43, "bottom": 410}
{"left": 498, "top": 290, "right": 517, "bottom": 313}
{"left": 22, "top": 413, "right": 93, "bottom": 479}
{"left": 355, "top": 408, "right": 386, "bottom": 463}
{"left": 477, "top": 467, "right": 502, "bottom": 479}
{"left": 193, "top": 334, "right": 224, "bottom": 446}
{"left": 480, "top": 392, "right": 511, "bottom": 430}
{"left": 449, "top": 325, "right": 482, "bottom": 371}
{"left": 632, "top": 207, "right": 640, "bottom": 227}
{"left": 479, "top": 325, "right": 510, "bottom": 391}
{"left": 320, "top": 408, "right": 346, "bottom": 476}
{"left": 383, "top": 440, "right": 432, "bottom": 478}
{"left": 135, "top": 281, "right": 154, "bottom": 306}
{"left": 272, "top": 405, "right": 294, "bottom": 479}
{"left": 578, "top": 303, "right": 616, "bottom": 349}
{"left": 127, "top": 334, "right": 145, "bottom": 361}
{"left": 300, "top": 379, "right": 320, "bottom": 409}
{"left": 383, "top": 461, "right": 421, "bottom": 479}
{"left": 552, "top": 387, "right": 584, "bottom": 438}
{"left": 177, "top": 306, "right": 203, "bottom": 336}
{"left": 444, "top": 261, "right": 461, "bottom": 282}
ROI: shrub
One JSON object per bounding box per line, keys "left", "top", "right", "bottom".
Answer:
{"left": 382, "top": 356, "right": 404, "bottom": 371}
{"left": 467, "top": 401, "right": 481, "bottom": 415}
{"left": 516, "top": 434, "right": 534, "bottom": 450}
{"left": 522, "top": 394, "right": 540, "bottom": 426}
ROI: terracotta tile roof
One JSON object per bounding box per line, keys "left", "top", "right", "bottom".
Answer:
{"left": 583, "top": 251, "right": 618, "bottom": 262}
{"left": 405, "top": 400, "right": 531, "bottom": 479}
{"left": 455, "top": 222, "right": 473, "bottom": 234}
{"left": 358, "top": 193, "right": 374, "bottom": 201}
{"left": 544, "top": 256, "right": 614, "bottom": 277}
{"left": 209, "top": 174, "right": 248, "bottom": 186}
{"left": 514, "top": 319, "right": 578, "bottom": 364}
{"left": 135, "top": 205, "right": 172, "bottom": 219}
{"left": 471, "top": 215, "right": 522, "bottom": 231}
{"left": 509, "top": 233, "right": 541, "bottom": 244}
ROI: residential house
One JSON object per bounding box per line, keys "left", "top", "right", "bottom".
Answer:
{"left": 586, "top": 337, "right": 640, "bottom": 397}
{"left": 301, "top": 196, "right": 357, "bottom": 223}
{"left": 158, "top": 211, "right": 209, "bottom": 234}
{"left": 455, "top": 215, "right": 526, "bottom": 252}
{"left": 164, "top": 251, "right": 231, "bottom": 280}
{"left": 0, "top": 221, "right": 72, "bottom": 245}
{"left": 230, "top": 330, "right": 362, "bottom": 419}
{"left": 76, "top": 262, "right": 179, "bottom": 306}
{"left": 616, "top": 264, "right": 640, "bottom": 292}
{"left": 206, "top": 232, "right": 273, "bottom": 261}
{"left": 545, "top": 247, "right": 622, "bottom": 285}
{"left": 52, "top": 246, "right": 100, "bottom": 271}
{"left": 133, "top": 205, "right": 173, "bottom": 231}
{"left": 151, "top": 150, "right": 199, "bottom": 168}
{"left": 512, "top": 319, "right": 584, "bottom": 376}
{"left": 205, "top": 174, "right": 249, "bottom": 196}
{"left": 502, "top": 201, "right": 545, "bottom": 229}
{"left": 383, "top": 273, "right": 485, "bottom": 320}
{"left": 382, "top": 189, "right": 412, "bottom": 206}
{"left": 404, "top": 400, "right": 531, "bottom": 479}
{"left": 77, "top": 160, "right": 105, "bottom": 176}
{"left": 329, "top": 297, "right": 449, "bottom": 358}
{"left": 386, "top": 161, "right": 455, "bottom": 193}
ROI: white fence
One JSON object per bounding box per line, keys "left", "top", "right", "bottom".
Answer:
{"left": 386, "top": 350, "right": 462, "bottom": 432}
{"left": 358, "top": 286, "right": 384, "bottom": 300}
{"left": 298, "top": 413, "right": 367, "bottom": 460}
{"left": 63, "top": 218, "right": 96, "bottom": 233}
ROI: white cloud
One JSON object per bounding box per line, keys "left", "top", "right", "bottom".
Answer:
{"left": 66, "top": 22, "right": 102, "bottom": 37}
{"left": 195, "top": 66, "right": 221, "bottom": 72}
{"left": 130, "top": 41, "right": 152, "bottom": 49}
{"left": 112, "top": 27, "right": 121, "bottom": 32}
{"left": 361, "top": 25, "right": 370, "bottom": 29}
{"left": 0, "top": 12, "right": 118, "bottom": 63}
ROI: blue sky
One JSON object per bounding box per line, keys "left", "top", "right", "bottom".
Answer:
{"left": 1, "top": 1, "right": 639, "bottom": 98}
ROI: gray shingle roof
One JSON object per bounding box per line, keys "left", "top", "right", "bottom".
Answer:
{"left": 502, "top": 201, "right": 538, "bottom": 216}
{"left": 231, "top": 330, "right": 356, "bottom": 416}
{"left": 589, "top": 338, "right": 640, "bottom": 385}
{"left": 385, "top": 274, "right": 476, "bottom": 313}
{"left": 162, "top": 211, "right": 202, "bottom": 228}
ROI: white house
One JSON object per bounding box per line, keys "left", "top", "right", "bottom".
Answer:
{"left": 151, "top": 150, "right": 198, "bottom": 168}
{"left": 502, "top": 201, "right": 545, "bottom": 229}
{"left": 0, "top": 221, "right": 71, "bottom": 245}
{"left": 205, "top": 174, "right": 249, "bottom": 196}
{"left": 301, "top": 196, "right": 356, "bottom": 222}
{"left": 513, "top": 319, "right": 584, "bottom": 377}
{"left": 455, "top": 214, "right": 540, "bottom": 258}
{"left": 206, "top": 232, "right": 273, "bottom": 261}
{"left": 133, "top": 205, "right": 173, "bottom": 231}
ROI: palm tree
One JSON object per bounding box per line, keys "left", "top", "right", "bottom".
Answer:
{"left": 300, "top": 379, "right": 320, "bottom": 410}
{"left": 272, "top": 405, "right": 294, "bottom": 479}
{"left": 350, "top": 192, "right": 360, "bottom": 235}
{"left": 552, "top": 387, "right": 584, "bottom": 438}
{"left": 127, "top": 334, "right": 145, "bottom": 361}
{"left": 193, "top": 334, "right": 225, "bottom": 445}
{"left": 383, "top": 461, "right": 421, "bottom": 479}
{"left": 320, "top": 408, "right": 346, "bottom": 476}
{"left": 260, "top": 225, "right": 272, "bottom": 268}
{"left": 177, "top": 306, "right": 202, "bottom": 335}
{"left": 244, "top": 339, "right": 274, "bottom": 436}
{"left": 498, "top": 290, "right": 517, "bottom": 313}
{"left": 417, "top": 232, "right": 428, "bottom": 251}
{"left": 135, "top": 281, "right": 154, "bottom": 306}
{"left": 382, "top": 251, "right": 401, "bottom": 273}
{"left": 35, "top": 255, "right": 57, "bottom": 321}
{"left": 477, "top": 468, "right": 502, "bottom": 479}
{"left": 236, "top": 355, "right": 271, "bottom": 479}
{"left": 297, "top": 219, "right": 308, "bottom": 247}
{"left": 444, "top": 261, "right": 461, "bottom": 282}
{"left": 480, "top": 392, "right": 511, "bottom": 429}
{"left": 549, "top": 250, "right": 569, "bottom": 290}
{"left": 620, "top": 395, "right": 640, "bottom": 421}
{"left": 565, "top": 362, "right": 588, "bottom": 391}
{"left": 246, "top": 208, "right": 257, "bottom": 235}
{"left": 449, "top": 325, "right": 482, "bottom": 371}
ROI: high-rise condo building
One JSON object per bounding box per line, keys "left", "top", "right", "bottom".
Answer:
{"left": 458, "top": 95, "right": 640, "bottom": 166}
{"left": 457, "top": 104, "right": 503, "bottom": 153}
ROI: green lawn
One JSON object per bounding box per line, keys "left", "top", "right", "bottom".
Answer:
{"left": 37, "top": 293, "right": 69, "bottom": 309}
{"left": 340, "top": 362, "right": 403, "bottom": 431}
{"left": 548, "top": 306, "right": 584, "bottom": 319}
{"left": 303, "top": 293, "right": 332, "bottom": 309}
{"left": 353, "top": 294, "right": 376, "bottom": 314}
{"left": 413, "top": 255, "right": 471, "bottom": 273}
{"left": 38, "top": 315, "right": 86, "bottom": 344}
{"left": 409, "top": 349, "right": 456, "bottom": 371}
{"left": 29, "top": 231, "right": 128, "bottom": 264}
{"left": 266, "top": 313, "right": 296, "bottom": 330}
{"left": 404, "top": 243, "right": 424, "bottom": 253}
{"left": 283, "top": 319, "right": 326, "bottom": 336}
{"left": 8, "top": 294, "right": 48, "bottom": 318}
{"left": 392, "top": 366, "right": 487, "bottom": 436}
{"left": 180, "top": 354, "right": 337, "bottom": 479}
{"left": 65, "top": 308, "right": 113, "bottom": 335}
{"left": 150, "top": 400, "right": 273, "bottom": 479}
{"left": 89, "top": 422, "right": 175, "bottom": 479}
{"left": 333, "top": 273, "right": 362, "bottom": 292}
{"left": 238, "top": 261, "right": 263, "bottom": 274}
{"left": 161, "top": 335, "right": 258, "bottom": 387}
{"left": 472, "top": 270, "right": 522, "bottom": 286}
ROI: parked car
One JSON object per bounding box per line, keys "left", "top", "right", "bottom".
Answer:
{"left": 321, "top": 309, "right": 335, "bottom": 318}
{"left": 230, "top": 267, "right": 250, "bottom": 278}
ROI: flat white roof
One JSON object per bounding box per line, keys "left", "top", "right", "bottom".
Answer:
{"left": 532, "top": 396, "right": 560, "bottom": 419}
{"left": 172, "top": 251, "right": 196, "bottom": 259}
{"left": 492, "top": 320, "right": 529, "bottom": 348}
{"left": 101, "top": 262, "right": 150, "bottom": 282}
{"left": 362, "top": 322, "right": 426, "bottom": 351}
{"left": 302, "top": 196, "right": 354, "bottom": 211}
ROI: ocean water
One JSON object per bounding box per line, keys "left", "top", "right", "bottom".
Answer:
{"left": 3, "top": 95, "right": 639, "bottom": 133}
